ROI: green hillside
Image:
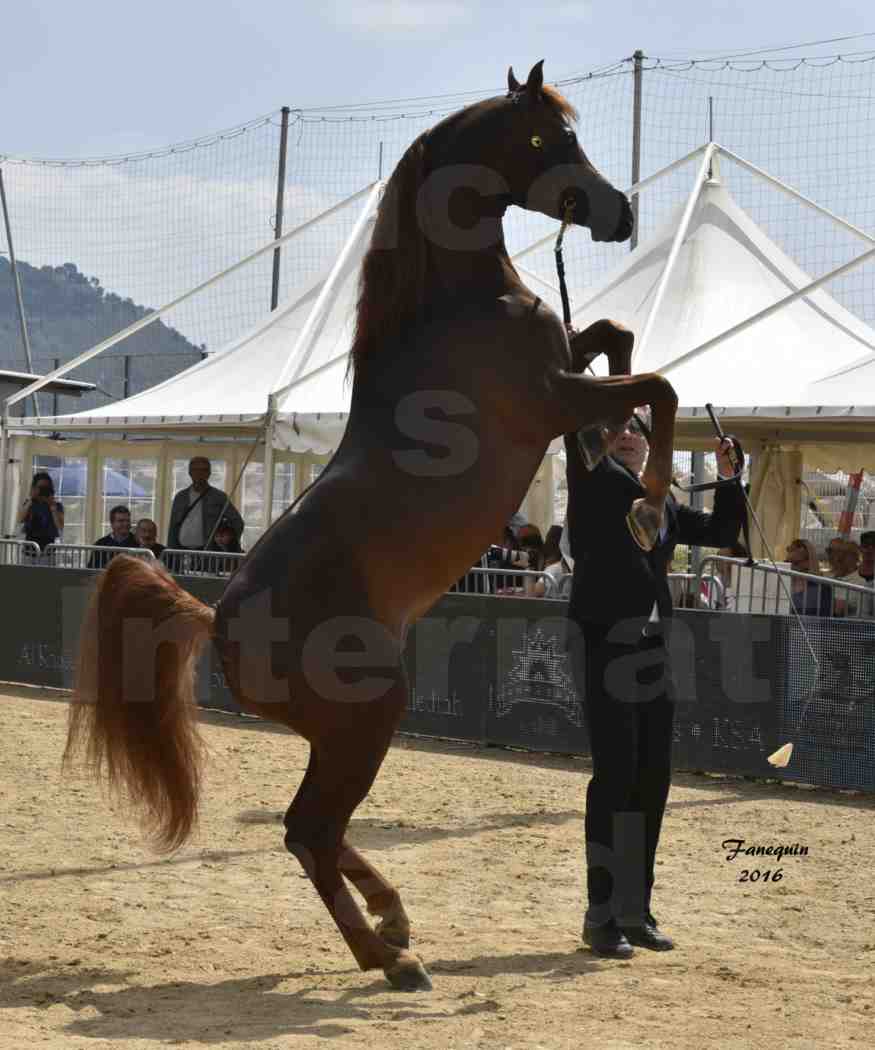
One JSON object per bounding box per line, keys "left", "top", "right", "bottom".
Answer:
{"left": 0, "top": 258, "right": 203, "bottom": 413}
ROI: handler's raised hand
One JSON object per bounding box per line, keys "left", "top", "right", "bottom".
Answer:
{"left": 716, "top": 436, "right": 742, "bottom": 478}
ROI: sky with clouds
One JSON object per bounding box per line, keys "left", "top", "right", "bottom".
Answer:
{"left": 3, "top": 1, "right": 872, "bottom": 158}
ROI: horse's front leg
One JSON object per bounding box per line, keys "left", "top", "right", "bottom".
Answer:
{"left": 566, "top": 320, "right": 636, "bottom": 469}
{"left": 567, "top": 318, "right": 633, "bottom": 376}
{"left": 548, "top": 369, "right": 678, "bottom": 550}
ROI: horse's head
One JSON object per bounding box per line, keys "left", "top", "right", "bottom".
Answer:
{"left": 499, "top": 61, "right": 633, "bottom": 242}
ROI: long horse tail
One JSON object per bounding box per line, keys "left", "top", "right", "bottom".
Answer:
{"left": 64, "top": 555, "right": 216, "bottom": 853}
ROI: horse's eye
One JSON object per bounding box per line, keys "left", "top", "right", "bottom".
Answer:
{"left": 530, "top": 135, "right": 543, "bottom": 149}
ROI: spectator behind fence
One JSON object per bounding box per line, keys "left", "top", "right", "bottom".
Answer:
{"left": 533, "top": 524, "right": 572, "bottom": 598}
{"left": 786, "top": 538, "right": 831, "bottom": 617}
{"left": 18, "top": 472, "right": 64, "bottom": 551}
{"left": 492, "top": 522, "right": 536, "bottom": 595}
{"left": 513, "top": 524, "right": 545, "bottom": 596}
{"left": 453, "top": 521, "right": 530, "bottom": 595}
{"left": 89, "top": 506, "right": 138, "bottom": 568}
{"left": 206, "top": 519, "right": 244, "bottom": 554}
{"left": 167, "top": 457, "right": 243, "bottom": 552}
{"left": 135, "top": 518, "right": 166, "bottom": 558}
{"left": 861, "top": 531, "right": 875, "bottom": 585}
{"left": 860, "top": 531, "right": 875, "bottom": 617}
{"left": 827, "top": 537, "right": 867, "bottom": 618}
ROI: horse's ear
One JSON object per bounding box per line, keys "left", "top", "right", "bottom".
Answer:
{"left": 525, "top": 59, "right": 544, "bottom": 100}
{"left": 507, "top": 66, "right": 522, "bottom": 93}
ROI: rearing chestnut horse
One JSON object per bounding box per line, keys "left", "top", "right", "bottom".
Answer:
{"left": 65, "top": 62, "right": 678, "bottom": 991}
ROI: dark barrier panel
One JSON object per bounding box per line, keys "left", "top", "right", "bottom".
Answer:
{"left": 0, "top": 567, "right": 239, "bottom": 712}
{"left": 668, "top": 610, "right": 784, "bottom": 776}
{"left": 483, "top": 598, "right": 590, "bottom": 755}
{"left": 779, "top": 616, "right": 875, "bottom": 792}
{"left": 0, "top": 566, "right": 91, "bottom": 690}
{"left": 1, "top": 567, "right": 872, "bottom": 790}
{"left": 175, "top": 576, "right": 241, "bottom": 714}
{"left": 400, "top": 593, "right": 492, "bottom": 744}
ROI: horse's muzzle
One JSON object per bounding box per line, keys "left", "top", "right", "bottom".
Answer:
{"left": 573, "top": 188, "right": 634, "bottom": 244}
{"left": 590, "top": 194, "right": 634, "bottom": 243}
{"left": 610, "top": 196, "right": 635, "bottom": 243}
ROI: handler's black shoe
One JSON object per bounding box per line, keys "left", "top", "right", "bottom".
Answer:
{"left": 619, "top": 915, "right": 674, "bottom": 951}
{"left": 582, "top": 919, "right": 635, "bottom": 959}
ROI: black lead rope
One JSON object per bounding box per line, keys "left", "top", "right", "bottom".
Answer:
{"left": 554, "top": 199, "right": 575, "bottom": 330}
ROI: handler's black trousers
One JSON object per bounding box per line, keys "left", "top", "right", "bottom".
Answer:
{"left": 569, "top": 620, "right": 675, "bottom": 926}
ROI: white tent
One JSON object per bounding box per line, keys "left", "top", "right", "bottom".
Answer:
{"left": 520, "top": 145, "right": 875, "bottom": 439}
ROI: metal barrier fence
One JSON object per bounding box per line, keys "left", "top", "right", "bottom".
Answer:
{"left": 44, "top": 544, "right": 156, "bottom": 571}
{"left": 3, "top": 542, "right": 874, "bottom": 623}
{"left": 450, "top": 567, "right": 566, "bottom": 599}
{"left": 667, "top": 572, "right": 724, "bottom": 610}
{"left": 0, "top": 539, "right": 43, "bottom": 565}
{"left": 697, "top": 555, "right": 875, "bottom": 619}
{"left": 160, "top": 549, "right": 245, "bottom": 577}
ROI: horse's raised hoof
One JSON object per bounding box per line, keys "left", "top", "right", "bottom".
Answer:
{"left": 375, "top": 915, "right": 411, "bottom": 949}
{"left": 384, "top": 951, "right": 433, "bottom": 992}
{"left": 627, "top": 498, "right": 661, "bottom": 551}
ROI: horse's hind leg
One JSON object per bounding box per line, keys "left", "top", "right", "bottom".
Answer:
{"left": 338, "top": 843, "right": 411, "bottom": 949}
{"left": 283, "top": 707, "right": 430, "bottom": 991}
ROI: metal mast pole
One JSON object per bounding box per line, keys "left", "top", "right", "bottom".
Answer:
{"left": 630, "top": 49, "right": 644, "bottom": 251}
{"left": 270, "top": 106, "right": 291, "bottom": 311}
{"left": 0, "top": 168, "right": 40, "bottom": 416}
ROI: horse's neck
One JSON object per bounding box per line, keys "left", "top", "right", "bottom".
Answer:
{"left": 425, "top": 220, "right": 526, "bottom": 306}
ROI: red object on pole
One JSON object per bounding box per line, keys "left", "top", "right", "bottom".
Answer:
{"left": 838, "top": 470, "right": 865, "bottom": 538}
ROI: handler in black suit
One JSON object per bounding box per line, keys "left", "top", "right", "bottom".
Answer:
{"left": 564, "top": 329, "right": 745, "bottom": 959}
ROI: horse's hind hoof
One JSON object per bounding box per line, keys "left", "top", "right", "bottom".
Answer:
{"left": 384, "top": 951, "right": 433, "bottom": 992}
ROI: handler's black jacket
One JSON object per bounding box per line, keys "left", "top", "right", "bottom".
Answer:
{"left": 564, "top": 435, "right": 746, "bottom": 627}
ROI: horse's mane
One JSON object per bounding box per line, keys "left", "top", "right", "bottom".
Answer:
{"left": 349, "top": 85, "right": 577, "bottom": 371}
{"left": 350, "top": 132, "right": 429, "bottom": 372}
{"left": 541, "top": 84, "right": 578, "bottom": 125}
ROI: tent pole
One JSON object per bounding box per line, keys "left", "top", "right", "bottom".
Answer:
{"left": 719, "top": 147, "right": 875, "bottom": 249}
{"left": 270, "top": 106, "right": 291, "bottom": 312}
{"left": 262, "top": 398, "right": 277, "bottom": 535}
{"left": 634, "top": 143, "right": 716, "bottom": 366}
{"left": 0, "top": 169, "right": 40, "bottom": 418}
{"left": 0, "top": 411, "right": 8, "bottom": 538}
{"left": 630, "top": 48, "right": 644, "bottom": 252}
{"left": 5, "top": 182, "right": 378, "bottom": 414}
{"left": 656, "top": 241, "right": 875, "bottom": 377}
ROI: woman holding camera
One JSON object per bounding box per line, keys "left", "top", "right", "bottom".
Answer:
{"left": 18, "top": 472, "right": 64, "bottom": 550}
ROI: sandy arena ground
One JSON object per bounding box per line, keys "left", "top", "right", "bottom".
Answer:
{"left": 1, "top": 684, "right": 873, "bottom": 1050}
